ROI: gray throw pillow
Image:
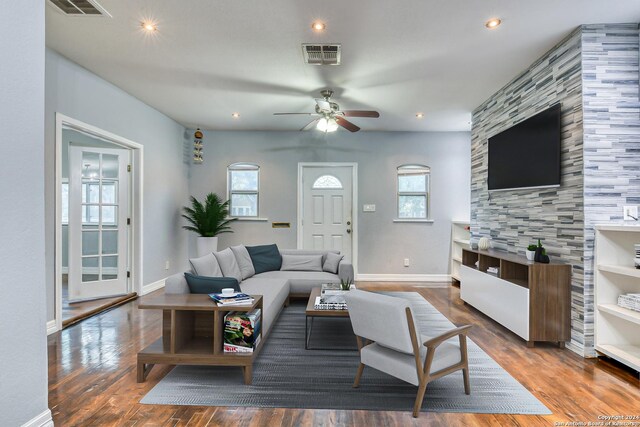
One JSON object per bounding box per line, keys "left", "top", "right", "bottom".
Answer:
{"left": 213, "top": 248, "right": 243, "bottom": 283}
{"left": 280, "top": 254, "right": 323, "bottom": 272}
{"left": 323, "top": 252, "right": 344, "bottom": 274}
{"left": 230, "top": 245, "right": 255, "bottom": 280}
{"left": 189, "top": 253, "right": 222, "bottom": 277}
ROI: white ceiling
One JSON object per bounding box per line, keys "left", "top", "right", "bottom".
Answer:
{"left": 46, "top": 0, "right": 640, "bottom": 132}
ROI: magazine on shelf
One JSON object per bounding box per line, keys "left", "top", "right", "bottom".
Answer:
{"left": 224, "top": 309, "right": 262, "bottom": 353}
{"left": 209, "top": 292, "right": 254, "bottom": 306}
{"left": 313, "top": 296, "right": 347, "bottom": 310}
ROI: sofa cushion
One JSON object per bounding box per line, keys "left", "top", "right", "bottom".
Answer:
{"left": 214, "top": 248, "right": 243, "bottom": 283}
{"left": 280, "top": 249, "right": 339, "bottom": 265}
{"left": 230, "top": 245, "right": 255, "bottom": 280}
{"left": 184, "top": 273, "right": 240, "bottom": 294}
{"left": 189, "top": 253, "right": 222, "bottom": 277}
{"left": 255, "top": 270, "right": 340, "bottom": 294}
{"left": 323, "top": 252, "right": 344, "bottom": 274}
{"left": 280, "top": 254, "right": 323, "bottom": 272}
{"left": 240, "top": 278, "right": 290, "bottom": 335}
{"left": 246, "top": 244, "right": 282, "bottom": 274}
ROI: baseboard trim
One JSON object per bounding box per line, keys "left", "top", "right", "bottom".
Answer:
{"left": 46, "top": 320, "right": 58, "bottom": 336}
{"left": 356, "top": 274, "right": 452, "bottom": 283}
{"left": 22, "top": 409, "right": 53, "bottom": 427}
{"left": 142, "top": 277, "right": 166, "bottom": 295}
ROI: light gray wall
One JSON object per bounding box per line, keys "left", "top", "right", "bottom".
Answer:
{"left": 0, "top": 1, "right": 50, "bottom": 425}
{"left": 188, "top": 130, "right": 470, "bottom": 275}
{"left": 45, "top": 48, "right": 190, "bottom": 321}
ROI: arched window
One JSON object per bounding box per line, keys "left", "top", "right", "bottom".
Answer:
{"left": 228, "top": 163, "right": 259, "bottom": 217}
{"left": 397, "top": 164, "right": 430, "bottom": 219}
{"left": 312, "top": 174, "right": 343, "bottom": 189}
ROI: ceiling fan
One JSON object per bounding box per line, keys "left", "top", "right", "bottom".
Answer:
{"left": 274, "top": 89, "right": 380, "bottom": 133}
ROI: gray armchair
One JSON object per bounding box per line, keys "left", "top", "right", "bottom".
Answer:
{"left": 344, "top": 290, "right": 472, "bottom": 418}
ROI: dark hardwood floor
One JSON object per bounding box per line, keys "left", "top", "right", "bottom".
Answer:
{"left": 48, "top": 283, "right": 640, "bottom": 426}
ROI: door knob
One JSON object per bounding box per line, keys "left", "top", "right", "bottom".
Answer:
{"left": 347, "top": 229, "right": 351, "bottom": 234}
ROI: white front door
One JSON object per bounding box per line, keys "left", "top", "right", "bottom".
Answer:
{"left": 68, "top": 146, "right": 130, "bottom": 301}
{"left": 300, "top": 165, "right": 354, "bottom": 262}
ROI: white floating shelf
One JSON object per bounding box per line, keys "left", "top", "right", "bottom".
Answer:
{"left": 597, "top": 264, "right": 640, "bottom": 279}
{"left": 454, "top": 239, "right": 470, "bottom": 245}
{"left": 595, "top": 225, "right": 640, "bottom": 233}
{"left": 596, "top": 344, "right": 640, "bottom": 372}
{"left": 598, "top": 304, "right": 640, "bottom": 326}
{"left": 453, "top": 257, "right": 462, "bottom": 263}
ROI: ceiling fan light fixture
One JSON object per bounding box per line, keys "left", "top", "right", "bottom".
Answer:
{"left": 317, "top": 117, "right": 338, "bottom": 132}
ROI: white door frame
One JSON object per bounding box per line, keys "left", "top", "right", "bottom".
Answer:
{"left": 297, "top": 162, "right": 358, "bottom": 275}
{"left": 54, "top": 113, "right": 144, "bottom": 332}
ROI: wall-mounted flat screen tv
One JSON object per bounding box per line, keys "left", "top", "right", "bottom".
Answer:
{"left": 488, "top": 104, "right": 562, "bottom": 191}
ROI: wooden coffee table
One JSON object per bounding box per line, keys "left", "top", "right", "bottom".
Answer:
{"left": 305, "top": 287, "right": 355, "bottom": 350}
{"left": 137, "top": 293, "right": 263, "bottom": 384}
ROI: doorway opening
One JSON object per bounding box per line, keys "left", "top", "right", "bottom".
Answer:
{"left": 55, "top": 114, "right": 143, "bottom": 330}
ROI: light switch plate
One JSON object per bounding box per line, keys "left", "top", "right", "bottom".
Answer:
{"left": 363, "top": 204, "right": 376, "bottom": 212}
{"left": 623, "top": 206, "right": 638, "bottom": 221}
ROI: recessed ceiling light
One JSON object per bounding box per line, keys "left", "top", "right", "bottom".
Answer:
{"left": 312, "top": 22, "right": 326, "bottom": 31}
{"left": 141, "top": 21, "right": 157, "bottom": 32}
{"left": 231, "top": 112, "right": 240, "bottom": 118}
{"left": 415, "top": 113, "right": 424, "bottom": 119}
{"left": 485, "top": 18, "right": 501, "bottom": 29}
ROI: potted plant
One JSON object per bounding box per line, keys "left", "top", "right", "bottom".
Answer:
{"left": 526, "top": 244, "right": 537, "bottom": 261}
{"left": 182, "top": 193, "right": 236, "bottom": 256}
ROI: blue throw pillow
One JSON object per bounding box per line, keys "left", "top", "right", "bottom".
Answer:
{"left": 246, "top": 244, "right": 282, "bottom": 274}
{"left": 184, "top": 273, "right": 240, "bottom": 294}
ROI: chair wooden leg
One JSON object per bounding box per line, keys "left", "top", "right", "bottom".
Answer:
{"left": 353, "top": 363, "right": 365, "bottom": 388}
{"left": 412, "top": 379, "right": 429, "bottom": 418}
{"left": 463, "top": 366, "right": 471, "bottom": 395}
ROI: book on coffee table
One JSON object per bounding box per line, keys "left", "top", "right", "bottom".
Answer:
{"left": 314, "top": 296, "right": 348, "bottom": 310}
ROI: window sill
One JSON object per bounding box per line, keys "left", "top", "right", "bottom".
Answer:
{"left": 228, "top": 217, "right": 269, "bottom": 222}
{"left": 393, "top": 219, "right": 434, "bottom": 223}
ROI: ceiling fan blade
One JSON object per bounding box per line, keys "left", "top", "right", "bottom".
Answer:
{"left": 273, "top": 112, "right": 319, "bottom": 116}
{"left": 341, "top": 110, "right": 380, "bottom": 118}
{"left": 335, "top": 116, "right": 360, "bottom": 132}
{"left": 315, "top": 99, "right": 332, "bottom": 112}
{"left": 301, "top": 119, "right": 320, "bottom": 131}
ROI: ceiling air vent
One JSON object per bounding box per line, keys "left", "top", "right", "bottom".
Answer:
{"left": 48, "top": 0, "right": 111, "bottom": 17}
{"left": 302, "top": 44, "right": 341, "bottom": 65}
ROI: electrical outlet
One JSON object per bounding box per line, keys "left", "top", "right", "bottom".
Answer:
{"left": 165, "top": 261, "right": 170, "bottom": 270}
{"left": 363, "top": 204, "right": 376, "bottom": 212}
{"left": 624, "top": 206, "right": 638, "bottom": 221}
{"left": 404, "top": 258, "right": 410, "bottom": 267}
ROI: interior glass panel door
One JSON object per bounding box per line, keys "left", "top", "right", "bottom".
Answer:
{"left": 68, "top": 146, "right": 130, "bottom": 301}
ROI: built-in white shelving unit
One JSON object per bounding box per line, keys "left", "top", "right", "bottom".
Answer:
{"left": 594, "top": 225, "right": 640, "bottom": 373}
{"left": 450, "top": 221, "right": 470, "bottom": 283}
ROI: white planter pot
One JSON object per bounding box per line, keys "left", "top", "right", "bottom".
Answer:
{"left": 525, "top": 250, "right": 536, "bottom": 261}
{"left": 196, "top": 236, "right": 218, "bottom": 257}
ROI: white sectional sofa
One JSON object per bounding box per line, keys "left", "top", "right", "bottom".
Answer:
{"left": 165, "top": 247, "right": 354, "bottom": 335}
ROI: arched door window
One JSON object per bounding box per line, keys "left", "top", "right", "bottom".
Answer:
{"left": 312, "top": 174, "right": 343, "bottom": 189}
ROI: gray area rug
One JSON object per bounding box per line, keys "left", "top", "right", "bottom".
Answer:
{"left": 141, "top": 292, "right": 550, "bottom": 414}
